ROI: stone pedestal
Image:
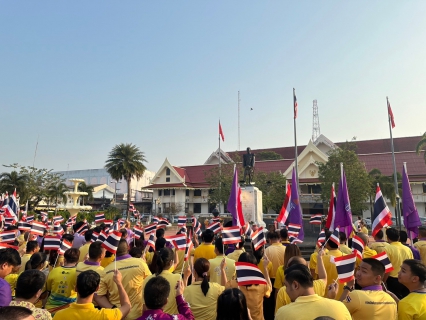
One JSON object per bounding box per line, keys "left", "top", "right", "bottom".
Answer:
{"left": 241, "top": 185, "right": 265, "bottom": 228}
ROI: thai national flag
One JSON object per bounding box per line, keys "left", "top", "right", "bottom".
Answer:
{"left": 5, "top": 217, "right": 16, "bottom": 228}
{"left": 251, "top": 227, "right": 266, "bottom": 251}
{"left": 44, "top": 236, "right": 61, "bottom": 250}
{"left": 165, "top": 234, "right": 187, "bottom": 250}
{"left": 334, "top": 252, "right": 357, "bottom": 283}
{"left": 222, "top": 226, "right": 241, "bottom": 245}
{"left": 18, "top": 221, "right": 31, "bottom": 232}
{"left": 53, "top": 223, "right": 64, "bottom": 236}
{"left": 236, "top": 262, "right": 267, "bottom": 286}
{"left": 102, "top": 231, "right": 122, "bottom": 254}
{"left": 352, "top": 235, "right": 364, "bottom": 260}
{"left": 53, "top": 216, "right": 64, "bottom": 224}
{"left": 372, "top": 185, "right": 393, "bottom": 237}
{"left": 0, "top": 231, "right": 16, "bottom": 243}
{"left": 328, "top": 227, "right": 340, "bottom": 247}
{"left": 129, "top": 203, "right": 136, "bottom": 212}
{"left": 157, "top": 219, "right": 169, "bottom": 229}
{"left": 316, "top": 229, "right": 326, "bottom": 248}
{"left": 289, "top": 237, "right": 303, "bottom": 245}
{"left": 91, "top": 232, "right": 99, "bottom": 243}
{"left": 207, "top": 221, "right": 221, "bottom": 234}
{"left": 58, "top": 239, "right": 72, "bottom": 255}
{"left": 97, "top": 230, "right": 109, "bottom": 243}
{"left": 372, "top": 251, "right": 394, "bottom": 273}
{"left": 31, "top": 222, "right": 46, "bottom": 236}
{"left": 5, "top": 189, "right": 18, "bottom": 220}
{"left": 184, "top": 238, "right": 194, "bottom": 262}
{"left": 153, "top": 216, "right": 159, "bottom": 224}
{"left": 76, "top": 223, "right": 89, "bottom": 235}
{"left": 147, "top": 234, "right": 155, "bottom": 250}
{"left": 287, "top": 223, "right": 301, "bottom": 238}
{"left": 277, "top": 182, "right": 291, "bottom": 224}
{"left": 242, "top": 223, "right": 253, "bottom": 239}
{"left": 177, "top": 227, "right": 187, "bottom": 235}
{"left": 103, "top": 220, "right": 113, "bottom": 228}
{"left": 310, "top": 214, "right": 322, "bottom": 225}
{"left": 40, "top": 212, "right": 48, "bottom": 219}
{"left": 95, "top": 213, "right": 105, "bottom": 224}
{"left": 118, "top": 219, "right": 125, "bottom": 228}
{"left": 26, "top": 215, "right": 34, "bottom": 223}
{"left": 144, "top": 223, "right": 157, "bottom": 235}
{"left": 326, "top": 184, "right": 336, "bottom": 231}
{"left": 66, "top": 216, "right": 76, "bottom": 227}
{"left": 194, "top": 221, "right": 202, "bottom": 237}
{"left": 177, "top": 216, "right": 187, "bottom": 227}
{"left": 133, "top": 226, "right": 144, "bottom": 239}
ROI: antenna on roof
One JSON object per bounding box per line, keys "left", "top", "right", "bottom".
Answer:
{"left": 312, "top": 100, "right": 320, "bottom": 142}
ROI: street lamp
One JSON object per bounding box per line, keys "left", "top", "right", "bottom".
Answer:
{"left": 109, "top": 180, "right": 121, "bottom": 204}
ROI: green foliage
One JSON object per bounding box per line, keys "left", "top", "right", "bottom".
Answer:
{"left": 47, "top": 182, "right": 69, "bottom": 209}
{"left": 317, "top": 147, "right": 371, "bottom": 215}
{"left": 0, "top": 171, "right": 29, "bottom": 198}
{"left": 256, "top": 151, "right": 283, "bottom": 161}
{"left": 416, "top": 132, "right": 426, "bottom": 164}
{"left": 78, "top": 182, "right": 94, "bottom": 205}
{"left": 368, "top": 169, "right": 401, "bottom": 207}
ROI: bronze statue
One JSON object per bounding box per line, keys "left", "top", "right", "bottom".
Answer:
{"left": 243, "top": 147, "right": 255, "bottom": 184}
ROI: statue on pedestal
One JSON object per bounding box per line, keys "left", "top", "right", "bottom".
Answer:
{"left": 243, "top": 147, "right": 255, "bottom": 184}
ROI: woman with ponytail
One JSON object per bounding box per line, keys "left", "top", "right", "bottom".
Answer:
{"left": 183, "top": 258, "right": 224, "bottom": 320}
{"left": 142, "top": 247, "right": 181, "bottom": 314}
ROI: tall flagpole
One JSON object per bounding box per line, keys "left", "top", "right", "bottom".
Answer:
{"left": 387, "top": 96, "right": 401, "bottom": 231}
{"left": 219, "top": 120, "right": 222, "bottom": 214}
{"left": 293, "top": 88, "right": 299, "bottom": 187}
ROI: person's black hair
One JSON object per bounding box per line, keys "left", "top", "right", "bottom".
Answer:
{"left": 64, "top": 248, "right": 80, "bottom": 264}
{"left": 105, "top": 251, "right": 113, "bottom": 258}
{"left": 361, "top": 258, "right": 385, "bottom": 278}
{"left": 62, "top": 233, "right": 74, "bottom": 244}
{"left": 0, "top": 306, "right": 33, "bottom": 319}
{"left": 399, "top": 230, "right": 408, "bottom": 243}
{"left": 314, "top": 317, "right": 335, "bottom": 320}
{"left": 403, "top": 259, "right": 426, "bottom": 283}
{"left": 84, "top": 230, "right": 93, "bottom": 242}
{"left": 267, "top": 231, "right": 280, "bottom": 241}
{"left": 238, "top": 252, "right": 257, "bottom": 265}
{"left": 155, "top": 247, "right": 174, "bottom": 275}
{"left": 25, "top": 252, "right": 47, "bottom": 270}
{"left": 129, "top": 246, "right": 143, "bottom": 258}
{"left": 116, "top": 239, "right": 129, "bottom": 257}
{"left": 386, "top": 228, "right": 399, "bottom": 242}
{"left": 419, "top": 226, "right": 426, "bottom": 238}
{"left": 280, "top": 228, "right": 288, "bottom": 240}
{"left": 215, "top": 237, "right": 224, "bottom": 254}
{"left": 76, "top": 270, "right": 100, "bottom": 298}
{"left": 155, "top": 238, "right": 167, "bottom": 251}
{"left": 0, "top": 248, "right": 21, "bottom": 267}
{"left": 129, "top": 238, "right": 145, "bottom": 250}
{"left": 93, "top": 226, "right": 102, "bottom": 233}
{"left": 284, "top": 264, "right": 313, "bottom": 288}
{"left": 156, "top": 228, "right": 165, "bottom": 238}
{"left": 15, "top": 269, "right": 46, "bottom": 299}
{"left": 194, "top": 258, "right": 210, "bottom": 296}
{"left": 120, "top": 228, "right": 128, "bottom": 239}
{"left": 73, "top": 221, "right": 84, "bottom": 233}
{"left": 216, "top": 288, "right": 250, "bottom": 320}
{"left": 325, "top": 231, "right": 338, "bottom": 249}
{"left": 202, "top": 229, "right": 214, "bottom": 243}
{"left": 26, "top": 241, "right": 39, "bottom": 253}
{"left": 375, "top": 229, "right": 384, "bottom": 239}
{"left": 287, "top": 256, "right": 306, "bottom": 268}
{"left": 144, "top": 276, "right": 170, "bottom": 309}
{"left": 48, "top": 250, "right": 58, "bottom": 267}
{"left": 88, "top": 242, "right": 104, "bottom": 260}
{"left": 339, "top": 232, "right": 347, "bottom": 243}
{"left": 252, "top": 244, "right": 264, "bottom": 264}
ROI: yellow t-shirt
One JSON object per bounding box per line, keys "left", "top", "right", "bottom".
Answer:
{"left": 317, "top": 249, "right": 346, "bottom": 300}
{"left": 370, "top": 241, "right": 389, "bottom": 254}
{"left": 5, "top": 273, "right": 19, "bottom": 297}
{"left": 97, "top": 255, "right": 150, "bottom": 320}
{"left": 183, "top": 281, "right": 225, "bottom": 320}
{"left": 52, "top": 302, "right": 121, "bottom": 320}
{"left": 78, "top": 243, "right": 91, "bottom": 263}
{"left": 398, "top": 292, "right": 426, "bottom": 320}
{"left": 46, "top": 266, "right": 78, "bottom": 313}
{"left": 100, "top": 255, "right": 115, "bottom": 268}
{"left": 275, "top": 279, "right": 326, "bottom": 314}
{"left": 414, "top": 240, "right": 426, "bottom": 266}
{"left": 208, "top": 256, "right": 236, "bottom": 284}
{"left": 145, "top": 251, "right": 154, "bottom": 266}
{"left": 275, "top": 294, "right": 351, "bottom": 320}
{"left": 173, "top": 250, "right": 186, "bottom": 274}
{"left": 142, "top": 269, "right": 181, "bottom": 315}
{"left": 226, "top": 249, "right": 245, "bottom": 262}
{"left": 193, "top": 243, "right": 216, "bottom": 261}
{"left": 274, "top": 266, "right": 285, "bottom": 289}
{"left": 76, "top": 261, "right": 106, "bottom": 278}
{"left": 340, "top": 244, "right": 353, "bottom": 255}
{"left": 361, "top": 226, "right": 369, "bottom": 235}
{"left": 309, "top": 251, "right": 319, "bottom": 279}
{"left": 19, "top": 253, "right": 32, "bottom": 273}
{"left": 356, "top": 246, "right": 378, "bottom": 269}
{"left": 384, "top": 242, "right": 414, "bottom": 278}
{"left": 264, "top": 243, "right": 285, "bottom": 278}
{"left": 343, "top": 289, "right": 397, "bottom": 320}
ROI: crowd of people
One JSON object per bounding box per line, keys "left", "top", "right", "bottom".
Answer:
{"left": 0, "top": 217, "right": 425, "bottom": 320}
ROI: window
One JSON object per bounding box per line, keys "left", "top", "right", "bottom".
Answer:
{"left": 158, "top": 190, "right": 162, "bottom": 196}
{"left": 166, "top": 168, "right": 171, "bottom": 176}
{"left": 209, "top": 189, "right": 214, "bottom": 195}
{"left": 166, "top": 177, "right": 170, "bottom": 182}
{"left": 308, "top": 184, "right": 322, "bottom": 194}
{"left": 164, "top": 189, "right": 170, "bottom": 196}
{"left": 194, "top": 189, "right": 202, "bottom": 197}
{"left": 194, "top": 203, "right": 202, "bottom": 213}
{"left": 186, "top": 189, "right": 189, "bottom": 197}
{"left": 423, "top": 183, "right": 426, "bottom": 194}
{"left": 172, "top": 189, "right": 175, "bottom": 196}
{"left": 185, "top": 203, "right": 189, "bottom": 213}
{"left": 164, "top": 203, "right": 170, "bottom": 213}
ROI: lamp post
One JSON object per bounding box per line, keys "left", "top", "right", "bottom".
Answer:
{"left": 109, "top": 180, "right": 121, "bottom": 204}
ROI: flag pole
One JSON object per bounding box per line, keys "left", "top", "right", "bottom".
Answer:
{"left": 387, "top": 97, "right": 401, "bottom": 231}
{"left": 219, "top": 120, "right": 222, "bottom": 215}
{"left": 293, "top": 88, "right": 299, "bottom": 188}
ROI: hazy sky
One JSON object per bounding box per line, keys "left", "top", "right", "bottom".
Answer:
{"left": 1, "top": 1, "right": 425, "bottom": 173}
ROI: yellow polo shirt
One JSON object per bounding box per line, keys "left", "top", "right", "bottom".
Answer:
{"left": 384, "top": 242, "right": 414, "bottom": 278}
{"left": 413, "top": 240, "right": 426, "bottom": 266}
{"left": 183, "top": 281, "right": 225, "bottom": 320}
{"left": 76, "top": 261, "right": 106, "bottom": 278}
{"left": 343, "top": 289, "right": 397, "bottom": 320}
{"left": 265, "top": 243, "right": 285, "bottom": 278}
{"left": 275, "top": 279, "right": 326, "bottom": 314}
{"left": 97, "top": 254, "right": 151, "bottom": 320}
{"left": 46, "top": 266, "right": 77, "bottom": 313}
{"left": 361, "top": 226, "right": 369, "bottom": 235}
{"left": 317, "top": 249, "right": 346, "bottom": 300}
{"left": 370, "top": 241, "right": 389, "bottom": 254}
{"left": 227, "top": 249, "right": 245, "bottom": 262}
{"left": 193, "top": 243, "right": 216, "bottom": 261}
{"left": 5, "top": 273, "right": 19, "bottom": 297}
{"left": 340, "top": 244, "right": 353, "bottom": 255}
{"left": 19, "top": 253, "right": 32, "bottom": 273}
{"left": 52, "top": 302, "right": 121, "bottom": 320}
{"left": 398, "top": 292, "right": 426, "bottom": 320}
{"left": 142, "top": 269, "right": 181, "bottom": 315}
{"left": 172, "top": 250, "right": 186, "bottom": 274}
{"left": 208, "top": 255, "right": 236, "bottom": 284}
{"left": 274, "top": 266, "right": 285, "bottom": 289}
{"left": 275, "top": 294, "right": 351, "bottom": 320}
{"left": 356, "top": 246, "right": 377, "bottom": 269}
{"left": 257, "top": 258, "right": 273, "bottom": 279}
{"left": 78, "top": 242, "right": 91, "bottom": 263}
{"left": 100, "top": 255, "right": 115, "bottom": 268}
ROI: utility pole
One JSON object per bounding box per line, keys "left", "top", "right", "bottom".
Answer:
{"left": 312, "top": 100, "right": 320, "bottom": 142}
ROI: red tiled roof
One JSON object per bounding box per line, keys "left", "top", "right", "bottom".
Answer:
{"left": 336, "top": 136, "right": 422, "bottom": 154}
{"left": 227, "top": 147, "right": 305, "bottom": 160}
{"left": 173, "top": 166, "right": 187, "bottom": 180}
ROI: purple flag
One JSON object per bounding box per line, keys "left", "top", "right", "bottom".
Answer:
{"left": 334, "top": 165, "right": 353, "bottom": 237}
{"left": 402, "top": 163, "right": 421, "bottom": 238}
{"left": 288, "top": 167, "right": 304, "bottom": 240}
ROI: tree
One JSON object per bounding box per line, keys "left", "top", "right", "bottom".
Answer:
{"left": 317, "top": 147, "right": 371, "bottom": 215}
{"left": 0, "top": 171, "right": 29, "bottom": 199}
{"left": 78, "top": 182, "right": 94, "bottom": 205}
{"left": 105, "top": 143, "right": 147, "bottom": 219}
{"left": 368, "top": 169, "right": 401, "bottom": 207}
{"left": 416, "top": 132, "right": 426, "bottom": 164}
{"left": 48, "top": 182, "right": 69, "bottom": 212}
{"left": 256, "top": 151, "right": 283, "bottom": 161}
{"left": 252, "top": 171, "right": 287, "bottom": 213}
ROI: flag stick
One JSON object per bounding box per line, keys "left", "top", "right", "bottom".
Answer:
{"left": 54, "top": 251, "right": 60, "bottom": 268}
{"left": 114, "top": 254, "right": 117, "bottom": 270}
{"left": 293, "top": 88, "right": 299, "bottom": 188}
{"left": 219, "top": 119, "right": 222, "bottom": 214}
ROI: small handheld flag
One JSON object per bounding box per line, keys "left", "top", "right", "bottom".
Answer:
{"left": 372, "top": 185, "right": 392, "bottom": 237}
{"left": 102, "top": 231, "right": 122, "bottom": 254}
{"left": 351, "top": 235, "right": 365, "bottom": 260}
{"left": 0, "top": 231, "right": 16, "bottom": 243}
{"left": 31, "top": 222, "right": 46, "bottom": 237}
{"left": 156, "top": 219, "right": 169, "bottom": 229}
{"left": 165, "top": 234, "right": 187, "bottom": 250}
{"left": 53, "top": 223, "right": 64, "bottom": 236}
{"left": 371, "top": 251, "right": 394, "bottom": 273}
{"left": 18, "top": 221, "right": 31, "bottom": 232}
{"left": 144, "top": 223, "right": 157, "bottom": 235}
{"left": 53, "top": 216, "right": 64, "bottom": 224}
{"left": 91, "top": 232, "right": 99, "bottom": 243}
{"left": 76, "top": 223, "right": 89, "bottom": 235}
{"left": 177, "top": 216, "right": 187, "bottom": 227}
{"left": 317, "top": 229, "right": 326, "bottom": 248}
{"left": 251, "top": 227, "right": 266, "bottom": 251}
{"left": 95, "top": 213, "right": 105, "bottom": 224}
{"left": 184, "top": 238, "right": 194, "bottom": 262}
{"left": 222, "top": 226, "right": 242, "bottom": 245}
{"left": 334, "top": 252, "right": 357, "bottom": 283}
{"left": 235, "top": 262, "right": 267, "bottom": 286}
{"left": 44, "top": 236, "right": 61, "bottom": 250}
{"left": 58, "top": 239, "right": 72, "bottom": 255}
{"left": 310, "top": 214, "right": 322, "bottom": 225}
{"left": 328, "top": 227, "right": 340, "bottom": 247}
{"left": 97, "top": 230, "right": 109, "bottom": 243}
{"left": 147, "top": 234, "right": 155, "bottom": 251}
{"left": 277, "top": 182, "right": 291, "bottom": 224}
{"left": 26, "top": 215, "right": 34, "bottom": 223}
{"left": 133, "top": 226, "right": 144, "bottom": 239}
{"left": 287, "top": 223, "right": 301, "bottom": 238}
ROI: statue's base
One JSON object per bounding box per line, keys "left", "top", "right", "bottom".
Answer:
{"left": 240, "top": 185, "right": 265, "bottom": 228}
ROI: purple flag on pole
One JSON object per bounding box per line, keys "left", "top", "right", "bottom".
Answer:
{"left": 288, "top": 167, "right": 304, "bottom": 240}
{"left": 334, "top": 165, "right": 353, "bottom": 237}
{"left": 402, "top": 163, "right": 421, "bottom": 238}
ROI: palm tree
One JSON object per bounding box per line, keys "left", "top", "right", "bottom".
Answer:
{"left": 78, "top": 182, "right": 94, "bottom": 205}
{"left": 416, "top": 132, "right": 426, "bottom": 164}
{"left": 0, "top": 171, "right": 29, "bottom": 197}
{"left": 105, "top": 143, "right": 147, "bottom": 220}
{"left": 48, "top": 183, "right": 68, "bottom": 212}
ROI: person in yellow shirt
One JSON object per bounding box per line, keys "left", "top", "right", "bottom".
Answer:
{"left": 252, "top": 244, "right": 273, "bottom": 279}
{"left": 360, "top": 221, "right": 369, "bottom": 235}
{"left": 100, "top": 251, "right": 115, "bottom": 268}
{"left": 339, "top": 232, "right": 353, "bottom": 255}
{"left": 5, "top": 265, "right": 20, "bottom": 299}
{"left": 227, "top": 237, "right": 245, "bottom": 262}
{"left": 355, "top": 232, "right": 377, "bottom": 269}
{"left": 193, "top": 229, "right": 216, "bottom": 261}
{"left": 53, "top": 270, "right": 130, "bottom": 320}
{"left": 77, "top": 231, "right": 92, "bottom": 263}
{"left": 397, "top": 259, "right": 426, "bottom": 320}
{"left": 413, "top": 226, "right": 426, "bottom": 265}
{"left": 96, "top": 239, "right": 151, "bottom": 320}
{"left": 275, "top": 264, "right": 351, "bottom": 320}
{"left": 274, "top": 244, "right": 301, "bottom": 291}
{"left": 280, "top": 228, "right": 291, "bottom": 247}
{"left": 208, "top": 237, "right": 235, "bottom": 284}
{"left": 328, "top": 258, "right": 397, "bottom": 320}
{"left": 370, "top": 229, "right": 390, "bottom": 254}
{"left": 76, "top": 242, "right": 105, "bottom": 278}
{"left": 19, "top": 241, "right": 40, "bottom": 274}
{"left": 384, "top": 228, "right": 414, "bottom": 299}
{"left": 183, "top": 257, "right": 225, "bottom": 320}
